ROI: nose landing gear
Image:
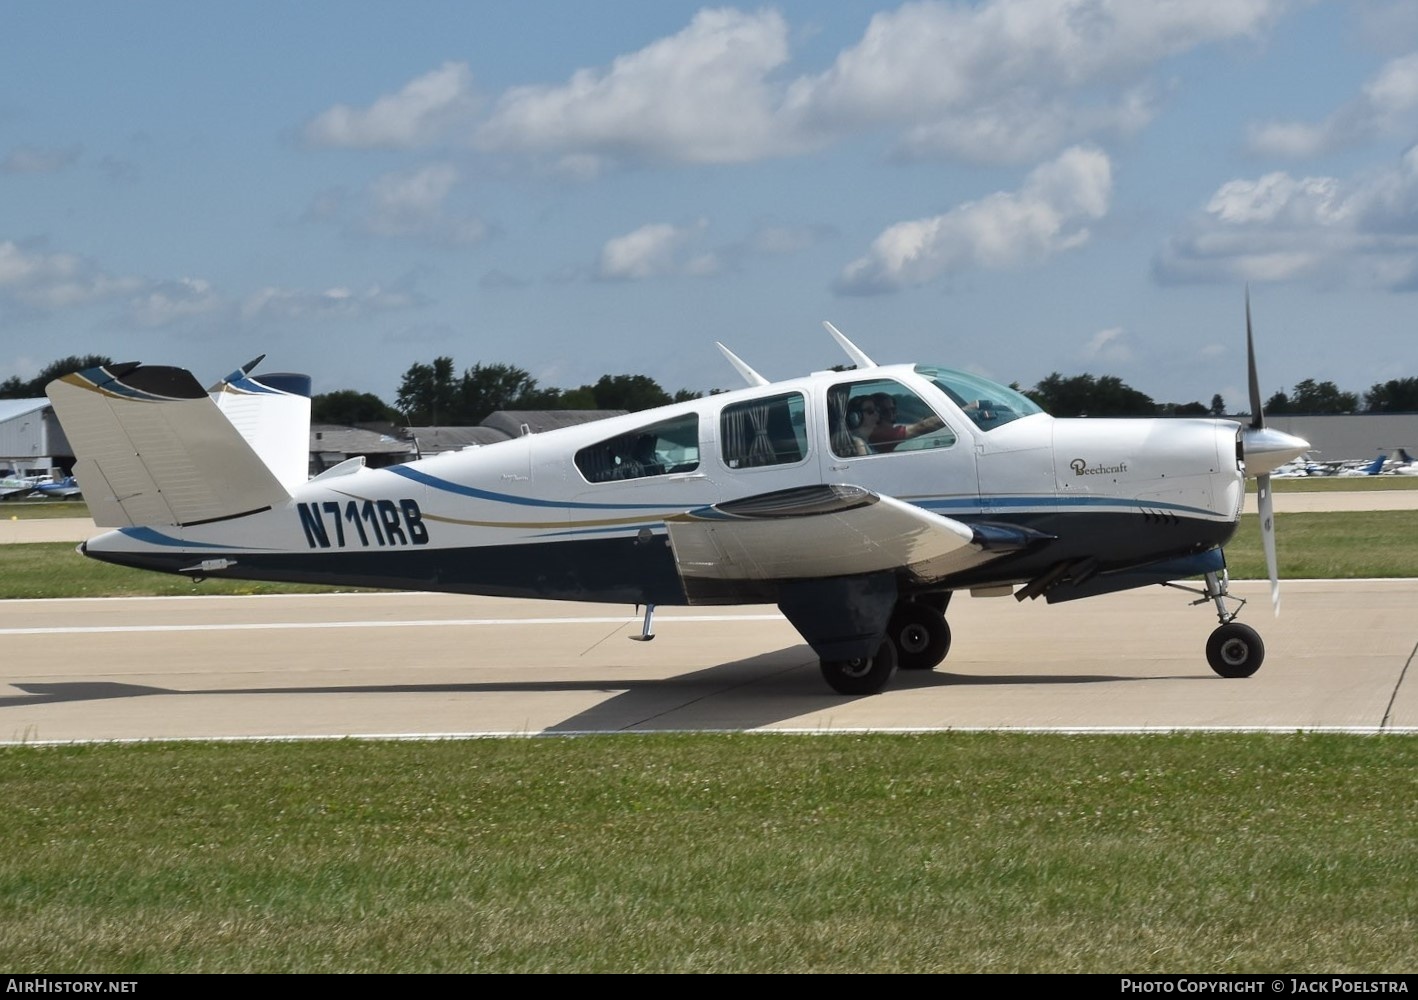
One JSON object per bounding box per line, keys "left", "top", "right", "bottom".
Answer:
{"left": 1165, "top": 568, "right": 1265, "bottom": 678}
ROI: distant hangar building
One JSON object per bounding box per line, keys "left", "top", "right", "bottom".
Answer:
{"left": 0, "top": 398, "right": 72, "bottom": 478}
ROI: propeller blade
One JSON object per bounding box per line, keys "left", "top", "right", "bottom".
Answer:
{"left": 1238, "top": 290, "right": 1309, "bottom": 476}
{"left": 1257, "top": 472, "right": 1280, "bottom": 615}
{"left": 1245, "top": 287, "right": 1264, "bottom": 431}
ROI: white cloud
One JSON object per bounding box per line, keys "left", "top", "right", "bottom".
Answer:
{"left": 362, "top": 163, "right": 487, "bottom": 244}
{"left": 835, "top": 145, "right": 1113, "bottom": 294}
{"left": 1, "top": 145, "right": 82, "bottom": 174}
{"left": 241, "top": 284, "right": 419, "bottom": 321}
{"left": 1084, "top": 326, "right": 1133, "bottom": 363}
{"left": 1155, "top": 147, "right": 1418, "bottom": 288}
{"left": 477, "top": 8, "right": 798, "bottom": 165}
{"left": 303, "top": 2, "right": 1289, "bottom": 169}
{"left": 0, "top": 240, "right": 143, "bottom": 309}
{"left": 748, "top": 223, "right": 834, "bottom": 256}
{"left": 891, "top": 87, "right": 1158, "bottom": 165}
{"left": 783, "top": 0, "right": 1283, "bottom": 163}
{"left": 1247, "top": 51, "right": 1418, "bottom": 158}
{"left": 302, "top": 62, "right": 481, "bottom": 149}
{"left": 125, "top": 277, "right": 223, "bottom": 328}
{"left": 596, "top": 221, "right": 715, "bottom": 280}
{"left": 304, "top": 164, "right": 487, "bottom": 246}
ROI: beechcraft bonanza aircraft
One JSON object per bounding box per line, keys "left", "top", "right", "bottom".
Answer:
{"left": 47, "top": 300, "right": 1308, "bottom": 696}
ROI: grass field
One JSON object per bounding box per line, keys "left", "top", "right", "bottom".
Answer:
{"left": 2, "top": 486, "right": 1414, "bottom": 973}
{"left": 2, "top": 734, "right": 1415, "bottom": 973}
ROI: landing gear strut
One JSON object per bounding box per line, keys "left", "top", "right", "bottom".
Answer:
{"left": 784, "top": 576, "right": 955, "bottom": 696}
{"left": 1166, "top": 568, "right": 1265, "bottom": 678}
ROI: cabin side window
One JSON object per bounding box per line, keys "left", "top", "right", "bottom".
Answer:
{"left": 574, "top": 413, "right": 700, "bottom": 483}
{"left": 828, "top": 378, "right": 956, "bottom": 457}
{"left": 719, "top": 392, "right": 808, "bottom": 469}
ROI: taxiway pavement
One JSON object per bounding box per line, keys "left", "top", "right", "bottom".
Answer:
{"left": 3, "top": 494, "right": 1415, "bottom": 742}
{"left": 2, "top": 581, "right": 1414, "bottom": 743}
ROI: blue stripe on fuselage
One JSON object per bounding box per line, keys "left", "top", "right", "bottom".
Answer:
{"left": 388, "top": 465, "right": 672, "bottom": 511}
{"left": 114, "top": 527, "right": 265, "bottom": 549}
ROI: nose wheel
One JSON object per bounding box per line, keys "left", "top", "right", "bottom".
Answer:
{"left": 1206, "top": 622, "right": 1264, "bottom": 678}
{"left": 1167, "top": 568, "right": 1267, "bottom": 678}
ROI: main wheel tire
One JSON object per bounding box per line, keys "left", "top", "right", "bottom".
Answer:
{"left": 887, "top": 602, "right": 951, "bottom": 670}
{"left": 1206, "top": 622, "right": 1265, "bottom": 678}
{"left": 820, "top": 640, "right": 898, "bottom": 696}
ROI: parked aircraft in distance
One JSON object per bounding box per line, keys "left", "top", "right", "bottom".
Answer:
{"left": 1336, "top": 452, "right": 1390, "bottom": 477}
{"left": 1391, "top": 448, "right": 1418, "bottom": 475}
{"left": 1270, "top": 452, "right": 1331, "bottom": 478}
{"left": 46, "top": 298, "right": 1309, "bottom": 695}
{"left": 0, "top": 474, "right": 38, "bottom": 500}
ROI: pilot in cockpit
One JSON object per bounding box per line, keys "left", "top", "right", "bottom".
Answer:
{"left": 867, "top": 392, "right": 945, "bottom": 453}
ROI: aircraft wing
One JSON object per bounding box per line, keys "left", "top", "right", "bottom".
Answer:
{"left": 665, "top": 484, "right": 1039, "bottom": 583}
{"left": 46, "top": 363, "right": 290, "bottom": 529}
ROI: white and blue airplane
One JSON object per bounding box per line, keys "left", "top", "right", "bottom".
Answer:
{"left": 45, "top": 303, "right": 1308, "bottom": 696}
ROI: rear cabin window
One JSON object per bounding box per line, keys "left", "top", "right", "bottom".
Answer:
{"left": 574, "top": 413, "right": 699, "bottom": 483}
{"left": 720, "top": 392, "right": 808, "bottom": 469}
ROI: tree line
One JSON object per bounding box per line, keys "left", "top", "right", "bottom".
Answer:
{"left": 1017, "top": 373, "right": 1418, "bottom": 417}
{"left": 5, "top": 354, "right": 1418, "bottom": 422}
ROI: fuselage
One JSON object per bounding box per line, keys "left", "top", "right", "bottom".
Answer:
{"left": 83, "top": 362, "right": 1246, "bottom": 606}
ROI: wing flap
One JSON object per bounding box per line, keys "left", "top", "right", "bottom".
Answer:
{"left": 47, "top": 364, "right": 290, "bottom": 528}
{"left": 665, "top": 484, "right": 990, "bottom": 582}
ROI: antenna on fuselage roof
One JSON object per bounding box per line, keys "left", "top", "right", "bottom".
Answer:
{"left": 823, "top": 321, "right": 877, "bottom": 368}
{"left": 715, "top": 342, "right": 769, "bottom": 387}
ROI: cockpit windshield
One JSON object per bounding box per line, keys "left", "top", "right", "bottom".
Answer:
{"left": 914, "top": 364, "right": 1044, "bottom": 431}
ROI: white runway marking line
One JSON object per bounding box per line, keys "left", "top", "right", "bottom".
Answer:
{"left": 7, "top": 725, "right": 1416, "bottom": 747}
{"left": 0, "top": 613, "right": 787, "bottom": 637}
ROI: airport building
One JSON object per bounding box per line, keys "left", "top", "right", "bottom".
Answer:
{"left": 0, "top": 398, "right": 72, "bottom": 479}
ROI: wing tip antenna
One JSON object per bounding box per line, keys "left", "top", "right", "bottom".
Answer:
{"left": 823, "top": 321, "right": 876, "bottom": 368}
{"left": 715, "top": 342, "right": 769, "bottom": 387}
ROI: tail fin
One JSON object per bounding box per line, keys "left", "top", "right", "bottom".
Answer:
{"left": 1364, "top": 452, "right": 1388, "bottom": 474}
{"left": 209, "top": 364, "right": 312, "bottom": 491}
{"left": 46, "top": 363, "right": 291, "bottom": 528}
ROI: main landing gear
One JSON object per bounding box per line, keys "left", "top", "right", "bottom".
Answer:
{"left": 820, "top": 639, "right": 899, "bottom": 697}
{"left": 1167, "top": 569, "right": 1265, "bottom": 678}
{"left": 885, "top": 598, "right": 952, "bottom": 671}
{"left": 818, "top": 595, "right": 953, "bottom": 696}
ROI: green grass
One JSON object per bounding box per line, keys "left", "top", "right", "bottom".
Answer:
{"left": 1225, "top": 511, "right": 1418, "bottom": 578}
{"left": 0, "top": 498, "right": 91, "bottom": 518}
{"left": 0, "top": 542, "right": 358, "bottom": 598}
{"left": 1254, "top": 475, "right": 1418, "bottom": 492}
{"left": 1, "top": 734, "right": 1414, "bottom": 973}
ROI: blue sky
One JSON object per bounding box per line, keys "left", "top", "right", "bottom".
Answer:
{"left": 3, "top": 1, "right": 1417, "bottom": 411}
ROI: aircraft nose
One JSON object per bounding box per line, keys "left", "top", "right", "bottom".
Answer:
{"left": 1241, "top": 426, "right": 1311, "bottom": 477}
